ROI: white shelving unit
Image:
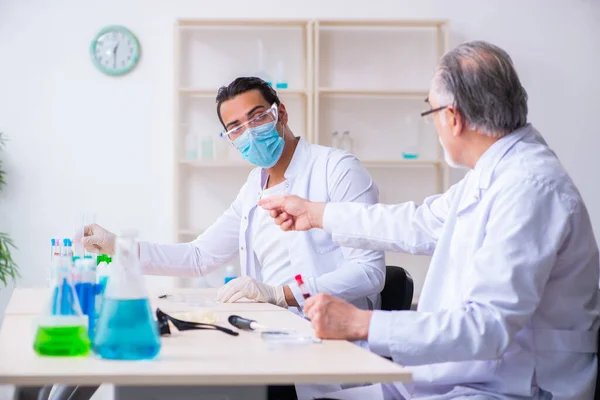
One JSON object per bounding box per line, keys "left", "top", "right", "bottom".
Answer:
{"left": 173, "top": 19, "right": 450, "bottom": 292}
{"left": 312, "top": 20, "right": 450, "bottom": 293}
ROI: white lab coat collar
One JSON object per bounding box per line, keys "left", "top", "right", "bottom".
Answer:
{"left": 457, "top": 124, "right": 531, "bottom": 215}
{"left": 473, "top": 124, "right": 532, "bottom": 190}
{"left": 259, "top": 137, "right": 310, "bottom": 187}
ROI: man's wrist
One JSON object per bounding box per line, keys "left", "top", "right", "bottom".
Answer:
{"left": 353, "top": 310, "right": 373, "bottom": 341}
{"left": 308, "top": 202, "right": 326, "bottom": 229}
{"left": 282, "top": 285, "right": 296, "bottom": 307}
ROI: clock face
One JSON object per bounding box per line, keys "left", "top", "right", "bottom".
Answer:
{"left": 90, "top": 26, "right": 140, "bottom": 76}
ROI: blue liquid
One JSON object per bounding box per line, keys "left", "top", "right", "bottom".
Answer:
{"left": 402, "top": 152, "right": 420, "bottom": 160}
{"left": 275, "top": 82, "right": 288, "bottom": 89}
{"left": 53, "top": 278, "right": 78, "bottom": 316}
{"left": 95, "top": 278, "right": 108, "bottom": 314}
{"left": 75, "top": 282, "right": 96, "bottom": 341}
{"left": 93, "top": 298, "right": 161, "bottom": 360}
{"left": 92, "top": 277, "right": 108, "bottom": 343}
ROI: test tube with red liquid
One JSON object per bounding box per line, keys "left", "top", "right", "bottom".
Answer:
{"left": 295, "top": 274, "right": 311, "bottom": 299}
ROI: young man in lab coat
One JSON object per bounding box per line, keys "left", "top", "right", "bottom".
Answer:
{"left": 83, "top": 77, "right": 385, "bottom": 311}
{"left": 261, "top": 41, "right": 600, "bottom": 399}
{"left": 66, "top": 77, "right": 383, "bottom": 400}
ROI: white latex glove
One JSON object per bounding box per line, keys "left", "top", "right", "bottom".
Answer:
{"left": 80, "top": 224, "right": 116, "bottom": 255}
{"left": 216, "top": 276, "right": 287, "bottom": 308}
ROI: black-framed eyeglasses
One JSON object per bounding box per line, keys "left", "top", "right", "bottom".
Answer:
{"left": 421, "top": 97, "right": 450, "bottom": 124}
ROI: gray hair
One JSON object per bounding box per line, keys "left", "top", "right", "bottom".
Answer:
{"left": 433, "top": 41, "right": 528, "bottom": 137}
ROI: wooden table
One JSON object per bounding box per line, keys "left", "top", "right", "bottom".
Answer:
{"left": 1, "top": 288, "right": 411, "bottom": 400}
{"left": 4, "top": 287, "right": 280, "bottom": 316}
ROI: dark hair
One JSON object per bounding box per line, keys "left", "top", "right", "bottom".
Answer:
{"left": 436, "top": 41, "right": 528, "bottom": 137}
{"left": 216, "top": 77, "right": 281, "bottom": 128}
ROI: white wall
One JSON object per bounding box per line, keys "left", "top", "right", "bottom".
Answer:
{"left": 1, "top": 0, "right": 599, "bottom": 319}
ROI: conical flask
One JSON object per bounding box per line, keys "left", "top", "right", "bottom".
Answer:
{"left": 93, "top": 230, "right": 161, "bottom": 360}
{"left": 33, "top": 256, "right": 91, "bottom": 357}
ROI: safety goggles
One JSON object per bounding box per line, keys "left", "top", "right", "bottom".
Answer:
{"left": 156, "top": 308, "right": 239, "bottom": 337}
{"left": 219, "top": 103, "right": 279, "bottom": 148}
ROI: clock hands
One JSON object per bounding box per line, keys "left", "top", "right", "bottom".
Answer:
{"left": 112, "top": 41, "right": 120, "bottom": 69}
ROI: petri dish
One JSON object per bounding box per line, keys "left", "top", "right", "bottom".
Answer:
{"left": 261, "top": 329, "right": 321, "bottom": 348}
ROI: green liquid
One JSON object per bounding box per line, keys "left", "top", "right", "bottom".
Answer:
{"left": 33, "top": 325, "right": 91, "bottom": 357}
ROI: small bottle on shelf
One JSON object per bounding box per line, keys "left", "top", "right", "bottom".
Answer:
{"left": 184, "top": 131, "right": 198, "bottom": 161}
{"left": 331, "top": 131, "right": 340, "bottom": 149}
{"left": 200, "top": 134, "right": 214, "bottom": 161}
{"left": 256, "top": 40, "right": 272, "bottom": 87}
{"left": 275, "top": 60, "right": 288, "bottom": 89}
{"left": 340, "top": 130, "right": 353, "bottom": 153}
{"left": 401, "top": 115, "right": 420, "bottom": 160}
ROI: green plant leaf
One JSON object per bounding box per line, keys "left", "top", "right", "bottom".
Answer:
{"left": 0, "top": 232, "right": 19, "bottom": 285}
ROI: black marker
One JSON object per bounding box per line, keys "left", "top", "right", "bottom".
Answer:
{"left": 228, "top": 315, "right": 268, "bottom": 331}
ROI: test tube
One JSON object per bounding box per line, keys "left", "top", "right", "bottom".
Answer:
{"left": 294, "top": 274, "right": 311, "bottom": 299}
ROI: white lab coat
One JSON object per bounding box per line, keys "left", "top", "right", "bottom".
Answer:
{"left": 323, "top": 125, "right": 600, "bottom": 399}
{"left": 139, "top": 137, "right": 385, "bottom": 309}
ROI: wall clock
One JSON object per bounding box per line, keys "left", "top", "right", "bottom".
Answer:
{"left": 90, "top": 25, "right": 140, "bottom": 76}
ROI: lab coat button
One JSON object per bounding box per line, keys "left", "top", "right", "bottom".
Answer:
{"left": 240, "top": 246, "right": 244, "bottom": 251}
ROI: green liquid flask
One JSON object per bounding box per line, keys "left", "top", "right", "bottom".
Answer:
{"left": 34, "top": 257, "right": 91, "bottom": 357}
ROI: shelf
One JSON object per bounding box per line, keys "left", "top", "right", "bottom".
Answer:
{"left": 179, "top": 88, "right": 309, "bottom": 98}
{"left": 177, "top": 19, "right": 308, "bottom": 28}
{"left": 362, "top": 160, "right": 443, "bottom": 167}
{"left": 318, "top": 19, "right": 448, "bottom": 29}
{"left": 180, "top": 159, "right": 254, "bottom": 168}
{"left": 318, "top": 88, "right": 428, "bottom": 98}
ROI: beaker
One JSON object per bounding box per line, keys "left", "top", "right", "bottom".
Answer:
{"left": 401, "top": 115, "right": 421, "bottom": 160}
{"left": 93, "top": 230, "right": 161, "bottom": 360}
{"left": 33, "top": 257, "right": 91, "bottom": 357}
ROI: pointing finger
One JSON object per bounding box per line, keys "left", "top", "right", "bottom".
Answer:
{"left": 258, "top": 195, "right": 286, "bottom": 210}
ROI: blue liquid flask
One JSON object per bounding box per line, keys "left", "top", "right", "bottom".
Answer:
{"left": 93, "top": 231, "right": 161, "bottom": 360}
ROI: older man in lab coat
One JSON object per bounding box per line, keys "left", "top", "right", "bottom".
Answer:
{"left": 260, "top": 41, "right": 600, "bottom": 399}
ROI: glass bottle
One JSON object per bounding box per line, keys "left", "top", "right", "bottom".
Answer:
{"left": 331, "top": 131, "right": 340, "bottom": 149}
{"left": 340, "top": 130, "right": 353, "bottom": 153}
{"left": 200, "top": 134, "right": 214, "bottom": 161}
{"left": 93, "top": 230, "right": 161, "bottom": 360}
{"left": 275, "top": 60, "right": 288, "bottom": 89}
{"left": 185, "top": 131, "right": 198, "bottom": 161}
{"left": 255, "top": 40, "right": 272, "bottom": 87}
{"left": 401, "top": 115, "right": 420, "bottom": 160}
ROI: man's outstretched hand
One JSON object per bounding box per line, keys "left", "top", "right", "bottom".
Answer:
{"left": 258, "top": 195, "right": 326, "bottom": 231}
